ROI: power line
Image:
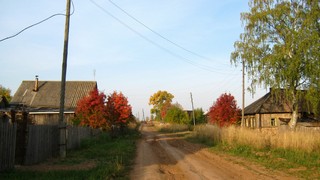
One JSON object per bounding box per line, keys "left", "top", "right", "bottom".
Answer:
{"left": 90, "top": 0, "right": 233, "bottom": 74}
{"left": 108, "top": 0, "right": 227, "bottom": 66}
{"left": 0, "top": 1, "right": 75, "bottom": 43}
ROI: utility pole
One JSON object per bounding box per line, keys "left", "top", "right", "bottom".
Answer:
{"left": 241, "top": 61, "right": 245, "bottom": 127}
{"left": 59, "top": 0, "right": 71, "bottom": 158}
{"left": 190, "top": 92, "right": 196, "bottom": 127}
{"left": 142, "top": 109, "right": 145, "bottom": 121}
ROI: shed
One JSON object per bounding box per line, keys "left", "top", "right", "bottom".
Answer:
{"left": 243, "top": 89, "right": 316, "bottom": 128}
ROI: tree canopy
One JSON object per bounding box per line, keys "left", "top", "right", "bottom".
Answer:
{"left": 193, "top": 108, "right": 207, "bottom": 124}
{"left": 231, "top": 0, "right": 320, "bottom": 127}
{"left": 149, "top": 90, "right": 174, "bottom": 120}
{"left": 0, "top": 85, "right": 12, "bottom": 102}
{"left": 74, "top": 89, "right": 133, "bottom": 132}
{"left": 208, "top": 93, "right": 241, "bottom": 127}
{"left": 105, "top": 91, "right": 133, "bottom": 127}
{"left": 74, "top": 88, "right": 108, "bottom": 129}
{"left": 163, "top": 103, "right": 189, "bottom": 124}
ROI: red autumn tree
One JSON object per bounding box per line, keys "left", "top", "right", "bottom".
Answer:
{"left": 208, "top": 93, "right": 241, "bottom": 127}
{"left": 160, "top": 102, "right": 172, "bottom": 119}
{"left": 105, "top": 91, "right": 133, "bottom": 127}
{"left": 74, "top": 88, "right": 108, "bottom": 129}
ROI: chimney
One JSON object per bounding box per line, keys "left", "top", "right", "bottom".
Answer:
{"left": 34, "top": 75, "right": 39, "bottom": 92}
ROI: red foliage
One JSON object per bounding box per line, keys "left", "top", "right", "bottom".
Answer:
{"left": 208, "top": 93, "right": 241, "bottom": 127}
{"left": 75, "top": 88, "right": 108, "bottom": 129}
{"left": 160, "top": 102, "right": 171, "bottom": 119}
{"left": 105, "top": 91, "right": 132, "bottom": 126}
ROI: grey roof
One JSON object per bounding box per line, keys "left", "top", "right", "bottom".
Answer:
{"left": 11, "top": 81, "right": 97, "bottom": 110}
{"left": 244, "top": 89, "right": 311, "bottom": 115}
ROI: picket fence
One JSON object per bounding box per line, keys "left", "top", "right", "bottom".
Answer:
{"left": 0, "top": 122, "right": 17, "bottom": 171}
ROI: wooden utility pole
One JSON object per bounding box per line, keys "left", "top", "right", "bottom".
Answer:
{"left": 142, "top": 109, "right": 145, "bottom": 121}
{"left": 190, "top": 92, "right": 196, "bottom": 127}
{"left": 241, "top": 61, "right": 245, "bottom": 127}
{"left": 59, "top": 0, "right": 71, "bottom": 158}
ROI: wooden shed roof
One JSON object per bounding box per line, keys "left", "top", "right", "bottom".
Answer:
{"left": 244, "top": 89, "right": 311, "bottom": 115}
{"left": 11, "top": 81, "right": 97, "bottom": 110}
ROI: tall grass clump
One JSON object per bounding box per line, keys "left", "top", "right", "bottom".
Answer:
{"left": 192, "top": 125, "right": 221, "bottom": 146}
{"left": 221, "top": 126, "right": 271, "bottom": 149}
{"left": 271, "top": 129, "right": 320, "bottom": 153}
{"left": 189, "top": 125, "right": 320, "bottom": 178}
{"left": 191, "top": 125, "right": 320, "bottom": 153}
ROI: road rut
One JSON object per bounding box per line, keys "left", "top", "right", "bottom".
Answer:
{"left": 130, "top": 124, "right": 296, "bottom": 180}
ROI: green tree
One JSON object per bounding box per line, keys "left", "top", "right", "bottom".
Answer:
{"left": 194, "top": 108, "right": 207, "bottom": 124}
{"left": 164, "top": 103, "right": 189, "bottom": 124}
{"left": 231, "top": 0, "right": 320, "bottom": 128}
{"left": 149, "top": 90, "right": 174, "bottom": 121}
{"left": 0, "top": 85, "right": 12, "bottom": 102}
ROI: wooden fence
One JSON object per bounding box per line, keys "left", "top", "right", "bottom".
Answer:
{"left": 67, "top": 126, "right": 91, "bottom": 150}
{"left": 0, "top": 122, "right": 17, "bottom": 171}
{"left": 24, "top": 125, "right": 59, "bottom": 165}
{"left": 24, "top": 125, "right": 99, "bottom": 165}
{"left": 1, "top": 122, "right": 100, "bottom": 169}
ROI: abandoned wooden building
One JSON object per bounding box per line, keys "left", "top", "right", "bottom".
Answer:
{"left": 9, "top": 78, "right": 97, "bottom": 125}
{"left": 243, "top": 89, "right": 318, "bottom": 128}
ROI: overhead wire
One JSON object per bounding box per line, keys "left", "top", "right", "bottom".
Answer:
{"left": 96, "top": 1, "right": 244, "bottom": 108}
{"left": 0, "top": 1, "right": 75, "bottom": 43}
{"left": 89, "top": 0, "right": 235, "bottom": 74}
{"left": 108, "top": 0, "right": 228, "bottom": 66}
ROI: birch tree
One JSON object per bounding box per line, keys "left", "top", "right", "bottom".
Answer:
{"left": 231, "top": 0, "right": 320, "bottom": 128}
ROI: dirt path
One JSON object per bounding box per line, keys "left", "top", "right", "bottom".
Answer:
{"left": 130, "top": 124, "right": 297, "bottom": 180}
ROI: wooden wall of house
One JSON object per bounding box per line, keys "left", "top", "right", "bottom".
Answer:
{"left": 260, "top": 113, "right": 292, "bottom": 127}
{"left": 29, "top": 113, "right": 75, "bottom": 125}
{"left": 244, "top": 113, "right": 294, "bottom": 128}
{"left": 243, "top": 115, "right": 256, "bottom": 128}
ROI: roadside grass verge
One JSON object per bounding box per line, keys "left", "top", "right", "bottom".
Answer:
{"left": 209, "top": 144, "right": 320, "bottom": 179}
{"left": 0, "top": 127, "right": 140, "bottom": 180}
{"left": 157, "top": 123, "right": 192, "bottom": 133}
{"left": 186, "top": 124, "right": 320, "bottom": 179}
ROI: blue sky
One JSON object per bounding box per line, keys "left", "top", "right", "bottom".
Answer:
{"left": 0, "top": 0, "right": 267, "bottom": 118}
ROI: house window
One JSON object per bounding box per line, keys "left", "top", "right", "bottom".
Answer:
{"left": 271, "top": 118, "right": 276, "bottom": 126}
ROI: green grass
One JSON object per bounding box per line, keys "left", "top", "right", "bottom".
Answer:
{"left": 0, "top": 128, "right": 140, "bottom": 180}
{"left": 187, "top": 133, "right": 320, "bottom": 179}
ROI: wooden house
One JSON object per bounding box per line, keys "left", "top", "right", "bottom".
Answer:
{"left": 243, "top": 89, "right": 317, "bottom": 128}
{"left": 10, "top": 77, "right": 97, "bottom": 125}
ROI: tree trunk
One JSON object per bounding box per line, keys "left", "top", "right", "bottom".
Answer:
{"left": 291, "top": 108, "right": 298, "bottom": 129}
{"left": 290, "top": 91, "right": 298, "bottom": 129}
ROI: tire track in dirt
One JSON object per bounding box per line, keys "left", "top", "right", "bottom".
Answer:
{"left": 130, "top": 124, "right": 297, "bottom": 180}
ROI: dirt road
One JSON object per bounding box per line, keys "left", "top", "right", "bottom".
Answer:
{"left": 130, "top": 124, "right": 296, "bottom": 180}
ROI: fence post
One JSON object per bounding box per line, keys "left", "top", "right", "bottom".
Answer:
{"left": 10, "top": 110, "right": 15, "bottom": 123}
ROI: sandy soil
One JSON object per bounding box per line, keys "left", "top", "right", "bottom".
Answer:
{"left": 130, "top": 124, "right": 297, "bottom": 180}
